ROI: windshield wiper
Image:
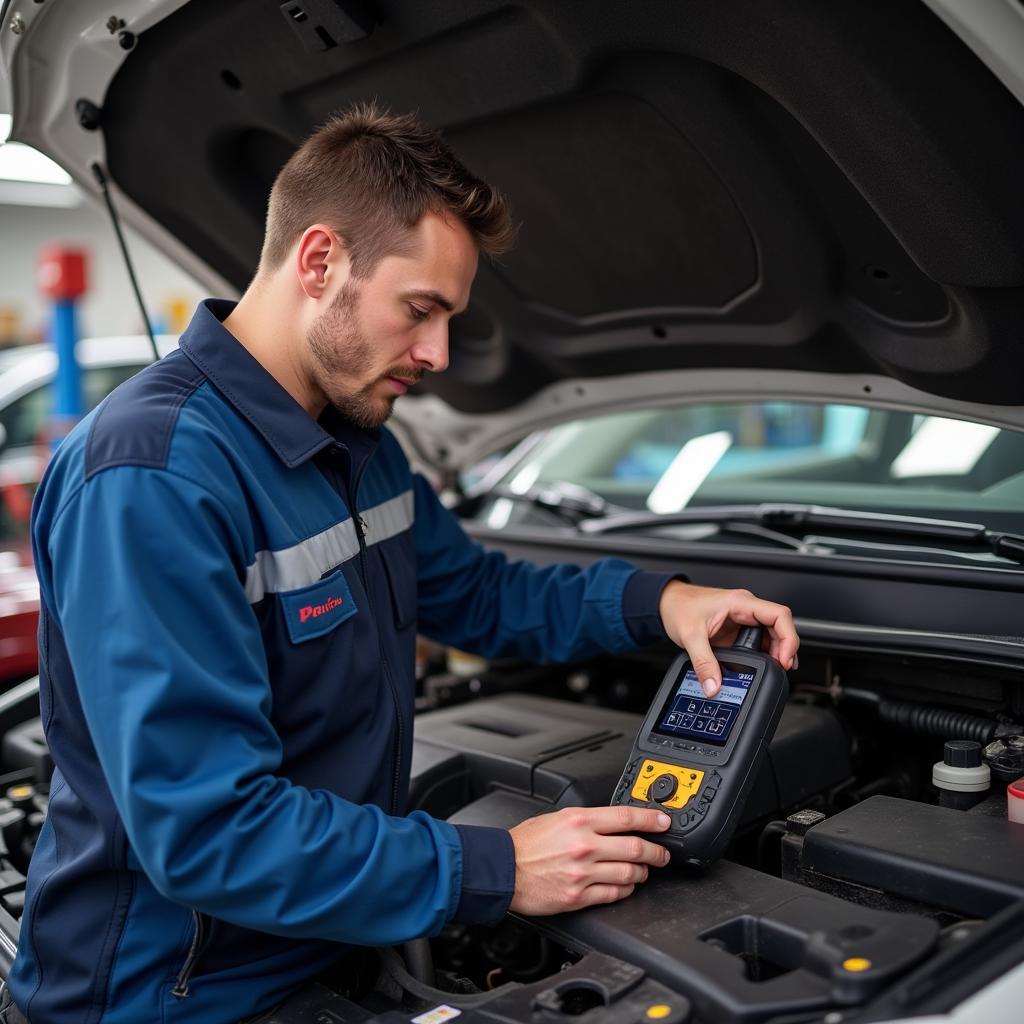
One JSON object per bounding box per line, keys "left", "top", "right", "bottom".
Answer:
{"left": 579, "top": 503, "right": 1024, "bottom": 567}
{"left": 474, "top": 488, "right": 826, "bottom": 552}
{"left": 480, "top": 481, "right": 620, "bottom": 526}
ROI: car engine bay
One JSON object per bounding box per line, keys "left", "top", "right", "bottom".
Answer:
{"left": 0, "top": 636, "right": 1021, "bottom": 1023}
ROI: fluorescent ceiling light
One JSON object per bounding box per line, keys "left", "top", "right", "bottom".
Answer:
{"left": 509, "top": 461, "right": 541, "bottom": 495}
{"left": 486, "top": 497, "right": 514, "bottom": 530}
{"left": 647, "top": 430, "right": 733, "bottom": 514}
{"left": 0, "top": 179, "right": 81, "bottom": 208}
{"left": 891, "top": 417, "right": 999, "bottom": 478}
{"left": 0, "top": 126, "right": 72, "bottom": 185}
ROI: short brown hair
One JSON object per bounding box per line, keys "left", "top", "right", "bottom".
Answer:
{"left": 260, "top": 102, "right": 516, "bottom": 277}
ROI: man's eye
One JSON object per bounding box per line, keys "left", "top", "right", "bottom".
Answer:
{"left": 409, "top": 305, "right": 430, "bottom": 322}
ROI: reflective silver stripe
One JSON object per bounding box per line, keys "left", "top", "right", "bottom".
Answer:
{"left": 244, "top": 488, "right": 414, "bottom": 603}
{"left": 244, "top": 519, "right": 358, "bottom": 603}
{"left": 361, "top": 489, "right": 414, "bottom": 547}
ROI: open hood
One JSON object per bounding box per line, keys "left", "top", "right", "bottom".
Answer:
{"left": 5, "top": 0, "right": 1024, "bottom": 463}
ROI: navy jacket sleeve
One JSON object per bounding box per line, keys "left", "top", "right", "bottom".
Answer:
{"left": 38, "top": 463, "right": 498, "bottom": 943}
{"left": 412, "top": 474, "right": 680, "bottom": 659}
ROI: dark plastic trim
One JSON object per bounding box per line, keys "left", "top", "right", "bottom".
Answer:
{"left": 464, "top": 524, "right": 1024, "bottom": 590}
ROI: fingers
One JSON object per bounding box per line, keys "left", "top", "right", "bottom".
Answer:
{"left": 661, "top": 583, "right": 800, "bottom": 674}
{"left": 558, "top": 809, "right": 671, "bottom": 865}
{"left": 765, "top": 629, "right": 798, "bottom": 669}
{"left": 741, "top": 596, "right": 799, "bottom": 670}
{"left": 508, "top": 806, "right": 673, "bottom": 916}
{"left": 579, "top": 884, "right": 636, "bottom": 907}
{"left": 682, "top": 629, "right": 721, "bottom": 696}
{"left": 595, "top": 834, "right": 672, "bottom": 867}
{"left": 585, "top": 862, "right": 652, "bottom": 887}
{"left": 717, "top": 591, "right": 800, "bottom": 671}
{"left": 573, "top": 805, "right": 671, "bottom": 836}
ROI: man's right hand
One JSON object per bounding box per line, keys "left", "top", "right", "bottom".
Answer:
{"left": 508, "top": 805, "right": 672, "bottom": 915}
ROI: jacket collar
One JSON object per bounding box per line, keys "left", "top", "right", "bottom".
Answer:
{"left": 179, "top": 299, "right": 379, "bottom": 469}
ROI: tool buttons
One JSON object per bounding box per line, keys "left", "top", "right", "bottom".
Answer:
{"left": 630, "top": 761, "right": 704, "bottom": 809}
{"left": 649, "top": 774, "right": 679, "bottom": 803}
{"left": 612, "top": 757, "right": 644, "bottom": 802}
{"left": 676, "top": 808, "right": 700, "bottom": 832}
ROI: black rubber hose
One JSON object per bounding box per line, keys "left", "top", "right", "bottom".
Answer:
{"left": 838, "top": 689, "right": 1000, "bottom": 744}
{"left": 402, "top": 938, "right": 434, "bottom": 986}
{"left": 877, "top": 701, "right": 997, "bottom": 744}
{"left": 756, "top": 819, "right": 788, "bottom": 874}
{"left": 380, "top": 947, "right": 520, "bottom": 1008}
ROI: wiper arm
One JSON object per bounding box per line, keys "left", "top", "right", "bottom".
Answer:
{"left": 483, "top": 481, "right": 621, "bottom": 525}
{"left": 580, "top": 503, "right": 988, "bottom": 538}
{"left": 580, "top": 502, "right": 1024, "bottom": 566}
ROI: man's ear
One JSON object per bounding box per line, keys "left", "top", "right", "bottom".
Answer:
{"left": 294, "top": 225, "right": 350, "bottom": 300}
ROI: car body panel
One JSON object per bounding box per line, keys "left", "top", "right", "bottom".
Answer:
{"left": 392, "top": 367, "right": 1024, "bottom": 479}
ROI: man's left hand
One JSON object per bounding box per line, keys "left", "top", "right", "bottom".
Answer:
{"left": 659, "top": 582, "right": 799, "bottom": 697}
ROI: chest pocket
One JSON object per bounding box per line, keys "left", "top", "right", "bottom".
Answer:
{"left": 279, "top": 569, "right": 358, "bottom": 644}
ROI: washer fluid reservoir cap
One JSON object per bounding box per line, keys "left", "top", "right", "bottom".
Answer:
{"left": 933, "top": 741, "right": 990, "bottom": 792}
{"left": 944, "top": 740, "right": 982, "bottom": 768}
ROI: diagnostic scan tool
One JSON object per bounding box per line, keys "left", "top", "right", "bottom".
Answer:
{"left": 612, "top": 626, "right": 788, "bottom": 866}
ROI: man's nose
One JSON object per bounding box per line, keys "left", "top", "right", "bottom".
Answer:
{"left": 411, "top": 321, "right": 450, "bottom": 373}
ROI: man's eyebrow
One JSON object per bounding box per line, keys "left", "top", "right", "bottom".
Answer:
{"left": 403, "top": 290, "right": 464, "bottom": 314}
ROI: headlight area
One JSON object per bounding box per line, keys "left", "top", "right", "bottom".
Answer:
{"left": 0, "top": 640, "right": 1021, "bottom": 1022}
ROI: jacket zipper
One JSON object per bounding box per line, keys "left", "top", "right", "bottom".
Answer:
{"left": 341, "top": 455, "right": 404, "bottom": 816}
{"left": 171, "top": 909, "right": 208, "bottom": 999}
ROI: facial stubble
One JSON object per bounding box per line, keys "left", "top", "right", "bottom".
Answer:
{"left": 306, "top": 281, "right": 422, "bottom": 429}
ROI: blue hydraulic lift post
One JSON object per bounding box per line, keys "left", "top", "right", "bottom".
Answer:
{"left": 38, "top": 247, "right": 87, "bottom": 451}
{"left": 52, "top": 297, "right": 83, "bottom": 448}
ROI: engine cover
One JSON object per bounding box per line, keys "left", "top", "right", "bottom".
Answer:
{"left": 409, "top": 695, "right": 933, "bottom": 1023}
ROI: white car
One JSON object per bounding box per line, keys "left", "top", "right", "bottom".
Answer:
{"left": 0, "top": 334, "right": 177, "bottom": 489}
{"left": 2, "top": 2, "right": 1023, "bottom": 1023}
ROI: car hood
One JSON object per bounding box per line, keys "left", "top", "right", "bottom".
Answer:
{"left": 4, "top": 0, "right": 1024, "bottom": 466}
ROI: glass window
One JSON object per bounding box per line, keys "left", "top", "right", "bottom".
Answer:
{"left": 0, "top": 363, "right": 143, "bottom": 449}
{"left": 0, "top": 363, "right": 145, "bottom": 548}
{"left": 467, "top": 400, "right": 1024, "bottom": 540}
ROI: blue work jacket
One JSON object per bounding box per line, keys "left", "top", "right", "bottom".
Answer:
{"left": 9, "top": 300, "right": 673, "bottom": 1023}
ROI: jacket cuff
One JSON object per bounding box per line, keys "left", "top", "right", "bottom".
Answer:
{"left": 450, "top": 824, "right": 515, "bottom": 926}
{"left": 622, "top": 570, "right": 688, "bottom": 646}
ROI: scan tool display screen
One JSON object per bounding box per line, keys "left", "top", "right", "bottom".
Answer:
{"left": 653, "top": 663, "right": 756, "bottom": 746}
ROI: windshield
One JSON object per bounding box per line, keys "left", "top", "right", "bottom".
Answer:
{"left": 470, "top": 401, "right": 1024, "bottom": 538}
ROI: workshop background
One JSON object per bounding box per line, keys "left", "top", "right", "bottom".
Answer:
{"left": 0, "top": 114, "right": 204, "bottom": 344}
{"left": 0, "top": 115, "right": 204, "bottom": 686}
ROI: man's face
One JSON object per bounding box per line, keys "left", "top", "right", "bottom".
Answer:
{"left": 306, "top": 211, "right": 478, "bottom": 428}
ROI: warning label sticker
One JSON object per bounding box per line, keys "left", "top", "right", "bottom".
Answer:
{"left": 410, "top": 1006, "right": 462, "bottom": 1024}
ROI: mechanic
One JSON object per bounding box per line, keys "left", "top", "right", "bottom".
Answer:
{"left": 1, "top": 105, "right": 799, "bottom": 1024}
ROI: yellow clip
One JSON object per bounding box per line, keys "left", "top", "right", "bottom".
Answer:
{"left": 645, "top": 1005, "right": 672, "bottom": 1020}
{"left": 842, "top": 957, "right": 872, "bottom": 972}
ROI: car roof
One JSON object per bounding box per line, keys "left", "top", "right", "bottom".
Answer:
{"left": 0, "top": 336, "right": 178, "bottom": 404}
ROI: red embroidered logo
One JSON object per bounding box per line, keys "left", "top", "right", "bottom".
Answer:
{"left": 298, "top": 596, "right": 344, "bottom": 623}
